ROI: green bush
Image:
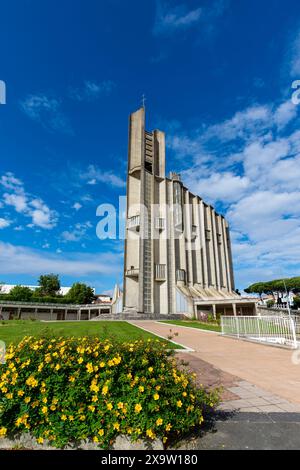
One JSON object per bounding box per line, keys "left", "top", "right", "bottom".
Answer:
{"left": 0, "top": 336, "right": 219, "bottom": 448}
{"left": 293, "top": 296, "right": 300, "bottom": 309}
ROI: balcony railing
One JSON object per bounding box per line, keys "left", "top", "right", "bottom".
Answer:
{"left": 176, "top": 269, "right": 186, "bottom": 282}
{"left": 155, "top": 217, "right": 165, "bottom": 231}
{"left": 155, "top": 264, "right": 166, "bottom": 281}
{"left": 127, "top": 215, "right": 140, "bottom": 230}
{"left": 125, "top": 268, "right": 139, "bottom": 278}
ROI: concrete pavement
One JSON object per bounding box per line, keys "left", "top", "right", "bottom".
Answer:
{"left": 130, "top": 320, "right": 300, "bottom": 410}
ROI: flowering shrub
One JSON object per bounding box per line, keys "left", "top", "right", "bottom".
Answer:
{"left": 0, "top": 336, "right": 219, "bottom": 448}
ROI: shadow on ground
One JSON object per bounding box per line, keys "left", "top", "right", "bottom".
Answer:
{"left": 171, "top": 411, "right": 300, "bottom": 450}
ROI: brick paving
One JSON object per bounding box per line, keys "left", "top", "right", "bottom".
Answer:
{"left": 130, "top": 320, "right": 300, "bottom": 413}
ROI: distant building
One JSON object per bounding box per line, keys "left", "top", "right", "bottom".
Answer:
{"left": 122, "top": 107, "right": 257, "bottom": 318}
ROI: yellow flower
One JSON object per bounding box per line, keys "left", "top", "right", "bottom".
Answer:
{"left": 117, "top": 402, "right": 124, "bottom": 409}
{"left": 99, "top": 362, "right": 105, "bottom": 368}
{"left": 98, "top": 429, "right": 104, "bottom": 436}
{"left": 86, "top": 363, "right": 94, "bottom": 373}
{"left": 165, "top": 423, "right": 172, "bottom": 431}
{"left": 146, "top": 429, "right": 155, "bottom": 439}
{"left": 156, "top": 418, "right": 163, "bottom": 426}
{"left": 42, "top": 406, "right": 48, "bottom": 414}
{"left": 113, "top": 422, "right": 120, "bottom": 431}
{"left": 163, "top": 436, "right": 168, "bottom": 444}
{"left": 79, "top": 415, "right": 86, "bottom": 421}
{"left": 135, "top": 403, "right": 142, "bottom": 413}
{"left": 182, "top": 391, "right": 187, "bottom": 397}
{"left": 69, "top": 416, "right": 74, "bottom": 421}
{"left": 102, "top": 385, "right": 108, "bottom": 396}
{"left": 52, "top": 398, "right": 58, "bottom": 405}
{"left": 50, "top": 405, "right": 56, "bottom": 411}
{"left": 90, "top": 383, "right": 99, "bottom": 393}
{"left": 93, "top": 436, "right": 99, "bottom": 443}
{"left": 199, "top": 416, "right": 204, "bottom": 424}
{"left": 0, "top": 427, "right": 7, "bottom": 438}
{"left": 88, "top": 405, "right": 95, "bottom": 413}
{"left": 42, "top": 397, "right": 47, "bottom": 404}
{"left": 155, "top": 385, "right": 161, "bottom": 391}
{"left": 6, "top": 393, "right": 13, "bottom": 399}
{"left": 78, "top": 357, "right": 83, "bottom": 364}
{"left": 148, "top": 367, "right": 153, "bottom": 373}
{"left": 69, "top": 376, "right": 75, "bottom": 383}
{"left": 107, "top": 403, "right": 113, "bottom": 410}
{"left": 24, "top": 397, "right": 31, "bottom": 404}
{"left": 18, "top": 390, "right": 25, "bottom": 397}
{"left": 138, "top": 386, "right": 144, "bottom": 393}
{"left": 92, "top": 395, "right": 98, "bottom": 402}
{"left": 177, "top": 400, "right": 182, "bottom": 408}
{"left": 153, "top": 393, "right": 159, "bottom": 401}
{"left": 26, "top": 376, "right": 38, "bottom": 388}
{"left": 37, "top": 437, "right": 44, "bottom": 444}
{"left": 61, "top": 414, "right": 67, "bottom": 421}
{"left": 55, "top": 364, "right": 61, "bottom": 371}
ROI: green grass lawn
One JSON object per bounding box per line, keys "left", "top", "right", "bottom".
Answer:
{"left": 0, "top": 320, "right": 182, "bottom": 348}
{"left": 159, "top": 320, "right": 221, "bottom": 332}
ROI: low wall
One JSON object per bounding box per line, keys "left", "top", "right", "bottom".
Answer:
{"left": 257, "top": 306, "right": 299, "bottom": 316}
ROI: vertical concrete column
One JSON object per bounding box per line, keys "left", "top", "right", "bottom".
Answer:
{"left": 88, "top": 310, "right": 91, "bottom": 320}
{"left": 78, "top": 309, "right": 81, "bottom": 321}
{"left": 199, "top": 200, "right": 208, "bottom": 288}
{"left": 232, "top": 303, "right": 237, "bottom": 317}
{"left": 212, "top": 304, "right": 216, "bottom": 320}
{"left": 167, "top": 181, "right": 177, "bottom": 314}
{"left": 207, "top": 206, "right": 216, "bottom": 287}
{"left": 219, "top": 215, "right": 228, "bottom": 290}
{"left": 222, "top": 217, "right": 231, "bottom": 291}
{"left": 184, "top": 190, "right": 193, "bottom": 286}
{"left": 211, "top": 209, "right": 221, "bottom": 290}
{"left": 50, "top": 309, "right": 53, "bottom": 321}
{"left": 193, "top": 197, "right": 203, "bottom": 286}
{"left": 179, "top": 188, "right": 187, "bottom": 276}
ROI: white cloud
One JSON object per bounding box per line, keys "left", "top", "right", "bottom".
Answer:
{"left": 69, "top": 80, "right": 115, "bottom": 101}
{"left": 153, "top": 0, "right": 228, "bottom": 37}
{"left": 82, "top": 164, "right": 125, "bottom": 188}
{"left": 0, "top": 241, "right": 122, "bottom": 277}
{"left": 181, "top": 171, "right": 250, "bottom": 203}
{"left": 0, "top": 172, "right": 57, "bottom": 229}
{"left": 61, "top": 221, "right": 92, "bottom": 242}
{"left": 72, "top": 202, "right": 82, "bottom": 211}
{"left": 0, "top": 218, "right": 11, "bottom": 229}
{"left": 20, "top": 93, "right": 73, "bottom": 134}
{"left": 153, "top": 2, "right": 202, "bottom": 35}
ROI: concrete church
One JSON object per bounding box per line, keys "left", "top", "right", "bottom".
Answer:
{"left": 116, "top": 106, "right": 256, "bottom": 318}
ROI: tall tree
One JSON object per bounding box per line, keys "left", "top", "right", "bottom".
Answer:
{"left": 9, "top": 285, "right": 33, "bottom": 301}
{"left": 65, "top": 283, "right": 95, "bottom": 304}
{"left": 38, "top": 274, "right": 60, "bottom": 296}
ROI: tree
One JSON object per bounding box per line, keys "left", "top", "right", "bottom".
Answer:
{"left": 38, "top": 274, "right": 60, "bottom": 297}
{"left": 65, "top": 283, "right": 95, "bottom": 304}
{"left": 293, "top": 297, "right": 300, "bottom": 309}
{"left": 9, "top": 285, "right": 33, "bottom": 301}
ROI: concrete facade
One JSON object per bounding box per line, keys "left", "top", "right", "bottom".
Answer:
{"left": 123, "top": 107, "right": 256, "bottom": 317}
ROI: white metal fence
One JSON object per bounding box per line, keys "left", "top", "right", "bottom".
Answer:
{"left": 221, "top": 315, "right": 299, "bottom": 349}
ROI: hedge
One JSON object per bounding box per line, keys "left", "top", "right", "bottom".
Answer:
{"left": 0, "top": 336, "right": 219, "bottom": 448}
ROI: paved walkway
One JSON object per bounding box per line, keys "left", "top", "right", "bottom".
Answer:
{"left": 130, "top": 321, "right": 300, "bottom": 412}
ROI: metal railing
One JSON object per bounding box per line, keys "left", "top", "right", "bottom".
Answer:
{"left": 221, "top": 315, "right": 299, "bottom": 349}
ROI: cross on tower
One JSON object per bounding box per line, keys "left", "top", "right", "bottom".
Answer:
{"left": 141, "top": 94, "right": 146, "bottom": 108}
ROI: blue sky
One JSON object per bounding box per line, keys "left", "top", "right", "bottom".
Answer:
{"left": 1, "top": 0, "right": 300, "bottom": 293}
